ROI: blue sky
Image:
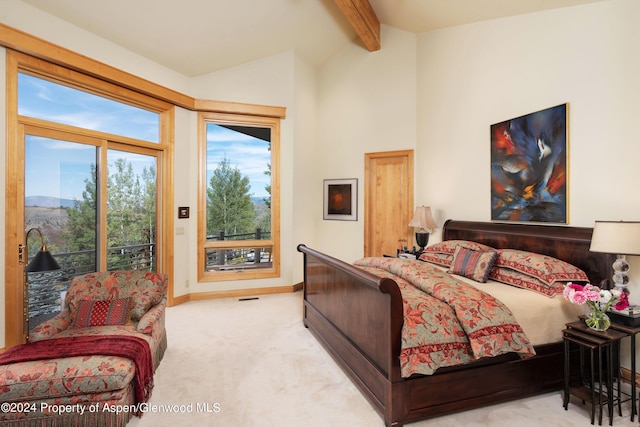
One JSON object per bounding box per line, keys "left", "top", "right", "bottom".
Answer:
{"left": 19, "top": 73, "right": 159, "bottom": 141}
{"left": 206, "top": 124, "right": 271, "bottom": 199}
{"left": 25, "top": 136, "right": 157, "bottom": 201}
{"left": 25, "top": 136, "right": 95, "bottom": 201}
{"left": 20, "top": 73, "right": 270, "bottom": 200}
{"left": 20, "top": 73, "right": 158, "bottom": 200}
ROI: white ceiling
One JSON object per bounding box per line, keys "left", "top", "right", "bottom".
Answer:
{"left": 21, "top": 0, "right": 605, "bottom": 77}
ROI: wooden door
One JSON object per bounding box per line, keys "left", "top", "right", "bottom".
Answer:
{"left": 364, "top": 150, "right": 414, "bottom": 257}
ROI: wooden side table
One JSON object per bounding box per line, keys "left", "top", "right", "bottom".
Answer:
{"left": 563, "top": 321, "right": 628, "bottom": 425}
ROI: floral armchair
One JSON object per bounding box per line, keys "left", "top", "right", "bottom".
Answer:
{"left": 0, "top": 270, "right": 168, "bottom": 426}
{"left": 31, "top": 270, "right": 167, "bottom": 357}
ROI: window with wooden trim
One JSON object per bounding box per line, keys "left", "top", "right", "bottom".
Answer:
{"left": 198, "top": 112, "right": 280, "bottom": 282}
{"left": 5, "top": 50, "right": 174, "bottom": 346}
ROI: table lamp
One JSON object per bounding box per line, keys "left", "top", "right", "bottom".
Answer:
{"left": 408, "top": 206, "right": 437, "bottom": 252}
{"left": 589, "top": 220, "right": 640, "bottom": 293}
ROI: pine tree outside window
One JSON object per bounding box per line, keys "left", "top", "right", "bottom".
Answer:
{"left": 198, "top": 113, "right": 280, "bottom": 281}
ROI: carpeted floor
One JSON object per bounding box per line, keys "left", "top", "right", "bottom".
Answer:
{"left": 129, "top": 292, "right": 637, "bottom": 426}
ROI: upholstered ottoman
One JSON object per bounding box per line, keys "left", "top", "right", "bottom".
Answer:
{"left": 0, "top": 351, "right": 137, "bottom": 425}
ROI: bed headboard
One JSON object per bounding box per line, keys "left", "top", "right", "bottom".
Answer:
{"left": 442, "top": 219, "right": 614, "bottom": 287}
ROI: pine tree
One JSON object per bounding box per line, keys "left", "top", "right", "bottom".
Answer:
{"left": 63, "top": 158, "right": 157, "bottom": 270}
{"left": 63, "top": 164, "right": 97, "bottom": 251}
{"left": 107, "top": 158, "right": 142, "bottom": 248}
{"left": 207, "top": 156, "right": 255, "bottom": 238}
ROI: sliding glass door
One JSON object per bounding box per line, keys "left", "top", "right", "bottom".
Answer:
{"left": 106, "top": 148, "right": 157, "bottom": 271}
{"left": 6, "top": 50, "right": 173, "bottom": 347}
{"left": 23, "top": 131, "right": 159, "bottom": 329}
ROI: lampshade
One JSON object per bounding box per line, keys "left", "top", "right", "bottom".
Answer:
{"left": 23, "top": 227, "right": 60, "bottom": 343}
{"left": 590, "top": 221, "right": 640, "bottom": 255}
{"left": 26, "top": 248, "right": 61, "bottom": 273}
{"left": 408, "top": 206, "right": 437, "bottom": 231}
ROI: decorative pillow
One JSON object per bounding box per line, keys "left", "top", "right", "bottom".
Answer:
{"left": 493, "top": 249, "right": 589, "bottom": 285}
{"left": 419, "top": 240, "right": 496, "bottom": 267}
{"left": 448, "top": 245, "right": 498, "bottom": 283}
{"left": 66, "top": 271, "right": 167, "bottom": 322}
{"left": 72, "top": 298, "right": 132, "bottom": 328}
{"left": 490, "top": 266, "right": 567, "bottom": 297}
{"left": 418, "top": 251, "right": 452, "bottom": 267}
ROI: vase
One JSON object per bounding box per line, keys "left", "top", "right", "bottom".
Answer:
{"left": 585, "top": 310, "right": 611, "bottom": 331}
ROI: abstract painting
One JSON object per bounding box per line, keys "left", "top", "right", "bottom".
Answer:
{"left": 490, "top": 104, "right": 568, "bottom": 223}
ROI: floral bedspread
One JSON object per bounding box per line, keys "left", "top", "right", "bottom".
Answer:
{"left": 354, "top": 257, "right": 536, "bottom": 377}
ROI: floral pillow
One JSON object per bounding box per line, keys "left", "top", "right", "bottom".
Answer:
{"left": 448, "top": 245, "right": 498, "bottom": 283}
{"left": 418, "top": 251, "right": 451, "bottom": 267}
{"left": 67, "top": 271, "right": 167, "bottom": 322}
{"left": 490, "top": 267, "right": 566, "bottom": 297}
{"left": 419, "top": 240, "right": 496, "bottom": 267}
{"left": 493, "top": 249, "right": 589, "bottom": 285}
{"left": 72, "top": 298, "right": 132, "bottom": 328}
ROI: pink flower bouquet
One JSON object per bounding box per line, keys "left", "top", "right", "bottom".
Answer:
{"left": 563, "top": 282, "right": 629, "bottom": 330}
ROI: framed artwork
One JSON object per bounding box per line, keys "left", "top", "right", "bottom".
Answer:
{"left": 323, "top": 178, "right": 357, "bottom": 221}
{"left": 490, "top": 103, "right": 568, "bottom": 223}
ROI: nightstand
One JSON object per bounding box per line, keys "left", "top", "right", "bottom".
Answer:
{"left": 563, "top": 321, "right": 628, "bottom": 425}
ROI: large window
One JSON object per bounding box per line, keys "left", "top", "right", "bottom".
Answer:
{"left": 198, "top": 113, "right": 280, "bottom": 281}
{"left": 6, "top": 51, "right": 173, "bottom": 343}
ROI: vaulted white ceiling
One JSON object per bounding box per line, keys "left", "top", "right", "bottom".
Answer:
{"left": 20, "top": 0, "right": 605, "bottom": 77}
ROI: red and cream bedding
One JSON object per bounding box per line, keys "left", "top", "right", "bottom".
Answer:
{"left": 420, "top": 239, "right": 591, "bottom": 344}
{"left": 354, "top": 241, "right": 590, "bottom": 378}
{"left": 450, "top": 272, "right": 588, "bottom": 345}
{"left": 354, "top": 257, "right": 536, "bottom": 377}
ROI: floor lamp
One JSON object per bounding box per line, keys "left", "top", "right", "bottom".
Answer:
{"left": 19, "top": 227, "right": 61, "bottom": 342}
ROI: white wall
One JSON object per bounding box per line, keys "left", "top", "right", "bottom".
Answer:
{"left": 315, "top": 25, "right": 418, "bottom": 262}
{"left": 291, "top": 54, "right": 320, "bottom": 280}
{"left": 172, "top": 106, "right": 195, "bottom": 297}
{"left": 416, "top": 0, "right": 640, "bottom": 287}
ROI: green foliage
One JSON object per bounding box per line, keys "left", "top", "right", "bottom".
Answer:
{"left": 63, "top": 159, "right": 156, "bottom": 254}
{"left": 63, "top": 164, "right": 97, "bottom": 251}
{"left": 207, "top": 156, "right": 255, "bottom": 237}
{"left": 108, "top": 158, "right": 142, "bottom": 247}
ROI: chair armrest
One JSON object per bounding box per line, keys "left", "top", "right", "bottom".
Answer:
{"left": 29, "top": 312, "right": 72, "bottom": 342}
{"left": 136, "top": 298, "right": 166, "bottom": 336}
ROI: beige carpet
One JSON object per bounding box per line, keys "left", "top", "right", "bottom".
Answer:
{"left": 129, "top": 292, "right": 637, "bottom": 426}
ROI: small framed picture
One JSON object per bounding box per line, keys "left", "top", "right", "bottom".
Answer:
{"left": 178, "top": 206, "right": 190, "bottom": 219}
{"left": 323, "top": 178, "right": 357, "bottom": 221}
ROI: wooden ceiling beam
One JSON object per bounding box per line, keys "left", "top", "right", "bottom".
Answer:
{"left": 334, "top": 0, "right": 380, "bottom": 51}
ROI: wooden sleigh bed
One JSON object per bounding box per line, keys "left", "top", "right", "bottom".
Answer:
{"left": 297, "top": 220, "right": 614, "bottom": 427}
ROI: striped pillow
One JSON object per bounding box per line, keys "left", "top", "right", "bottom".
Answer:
{"left": 73, "top": 298, "right": 132, "bottom": 328}
{"left": 448, "top": 245, "right": 498, "bottom": 283}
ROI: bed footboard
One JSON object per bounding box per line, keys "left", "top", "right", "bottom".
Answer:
{"left": 297, "top": 244, "right": 406, "bottom": 425}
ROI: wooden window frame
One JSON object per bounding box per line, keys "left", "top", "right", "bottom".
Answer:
{"left": 1, "top": 23, "right": 286, "bottom": 347}
{"left": 5, "top": 50, "right": 174, "bottom": 347}
{"left": 197, "top": 112, "right": 281, "bottom": 282}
